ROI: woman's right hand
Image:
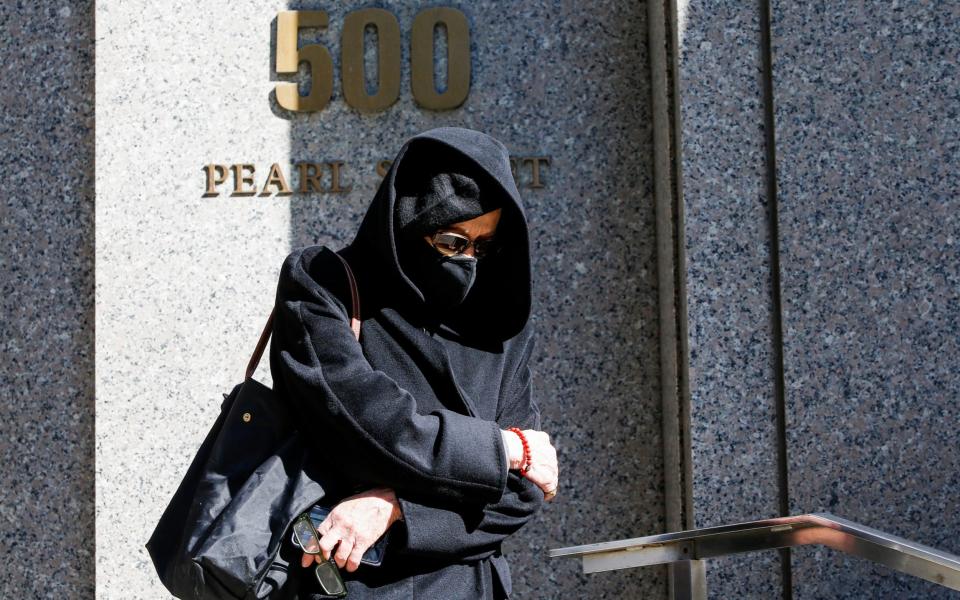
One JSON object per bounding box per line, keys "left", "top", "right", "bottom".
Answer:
{"left": 501, "top": 429, "right": 559, "bottom": 501}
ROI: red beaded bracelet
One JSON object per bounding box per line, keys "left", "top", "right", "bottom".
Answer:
{"left": 506, "top": 427, "right": 532, "bottom": 475}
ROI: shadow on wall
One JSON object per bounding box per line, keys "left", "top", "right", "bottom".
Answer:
{"left": 271, "top": 1, "right": 665, "bottom": 598}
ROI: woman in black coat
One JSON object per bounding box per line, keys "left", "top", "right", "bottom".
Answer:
{"left": 268, "top": 126, "right": 559, "bottom": 599}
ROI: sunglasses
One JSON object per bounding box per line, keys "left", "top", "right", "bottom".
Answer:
{"left": 291, "top": 513, "right": 347, "bottom": 598}
{"left": 426, "top": 230, "right": 502, "bottom": 259}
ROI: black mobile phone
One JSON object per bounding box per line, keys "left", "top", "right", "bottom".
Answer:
{"left": 290, "top": 503, "right": 390, "bottom": 567}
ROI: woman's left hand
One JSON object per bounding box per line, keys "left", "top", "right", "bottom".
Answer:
{"left": 300, "top": 487, "right": 403, "bottom": 572}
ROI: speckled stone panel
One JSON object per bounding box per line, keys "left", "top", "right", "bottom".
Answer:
{"left": 772, "top": 2, "right": 960, "bottom": 598}
{"left": 677, "top": 1, "right": 783, "bottom": 597}
{"left": 286, "top": 3, "right": 664, "bottom": 597}
{"left": 96, "top": 1, "right": 297, "bottom": 598}
{"left": 0, "top": 1, "right": 95, "bottom": 597}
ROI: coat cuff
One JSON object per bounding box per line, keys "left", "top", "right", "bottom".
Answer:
{"left": 394, "top": 495, "right": 435, "bottom": 555}
{"left": 434, "top": 413, "right": 509, "bottom": 501}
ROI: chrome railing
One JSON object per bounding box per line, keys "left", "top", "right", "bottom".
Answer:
{"left": 550, "top": 512, "right": 960, "bottom": 592}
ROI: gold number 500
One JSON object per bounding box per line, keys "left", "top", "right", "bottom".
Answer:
{"left": 274, "top": 8, "right": 470, "bottom": 113}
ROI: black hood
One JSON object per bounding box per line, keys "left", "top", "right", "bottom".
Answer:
{"left": 340, "top": 127, "right": 531, "bottom": 343}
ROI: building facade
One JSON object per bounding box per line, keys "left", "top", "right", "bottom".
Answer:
{"left": 2, "top": 1, "right": 957, "bottom": 598}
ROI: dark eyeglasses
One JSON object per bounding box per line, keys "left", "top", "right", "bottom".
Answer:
{"left": 426, "top": 230, "right": 502, "bottom": 259}
{"left": 291, "top": 513, "right": 347, "bottom": 598}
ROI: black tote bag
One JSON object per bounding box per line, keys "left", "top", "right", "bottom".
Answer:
{"left": 145, "top": 252, "right": 362, "bottom": 600}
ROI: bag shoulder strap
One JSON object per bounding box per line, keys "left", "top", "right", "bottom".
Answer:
{"left": 245, "top": 251, "right": 361, "bottom": 380}
{"left": 333, "top": 251, "right": 362, "bottom": 340}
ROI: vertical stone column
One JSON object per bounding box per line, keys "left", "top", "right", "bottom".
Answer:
{"left": 0, "top": 1, "right": 95, "bottom": 596}
{"left": 674, "top": 0, "right": 785, "bottom": 596}
{"left": 93, "top": 1, "right": 668, "bottom": 598}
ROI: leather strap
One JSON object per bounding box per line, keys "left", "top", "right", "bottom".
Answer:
{"left": 332, "top": 252, "right": 362, "bottom": 340}
{"left": 245, "top": 252, "right": 361, "bottom": 380}
{"left": 245, "top": 308, "right": 276, "bottom": 381}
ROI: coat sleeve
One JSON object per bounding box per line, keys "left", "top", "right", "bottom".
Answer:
{"left": 269, "top": 247, "right": 509, "bottom": 504}
{"left": 391, "top": 325, "right": 545, "bottom": 561}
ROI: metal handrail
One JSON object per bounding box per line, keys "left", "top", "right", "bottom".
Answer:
{"left": 549, "top": 512, "right": 960, "bottom": 592}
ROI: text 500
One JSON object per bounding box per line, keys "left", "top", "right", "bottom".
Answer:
{"left": 275, "top": 8, "right": 470, "bottom": 113}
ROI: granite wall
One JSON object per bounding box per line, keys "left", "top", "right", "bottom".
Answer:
{"left": 774, "top": 1, "right": 960, "bottom": 598}
{"left": 678, "top": 0, "right": 960, "bottom": 597}
{"left": 0, "top": 0, "right": 95, "bottom": 597}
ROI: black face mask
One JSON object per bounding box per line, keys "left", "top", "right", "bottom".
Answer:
{"left": 402, "top": 238, "right": 479, "bottom": 310}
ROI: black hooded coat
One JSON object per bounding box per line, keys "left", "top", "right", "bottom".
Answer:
{"left": 267, "top": 127, "right": 544, "bottom": 599}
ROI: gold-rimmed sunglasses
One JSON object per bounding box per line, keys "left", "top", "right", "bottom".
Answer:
{"left": 291, "top": 513, "right": 347, "bottom": 598}
{"left": 426, "top": 230, "right": 502, "bottom": 259}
